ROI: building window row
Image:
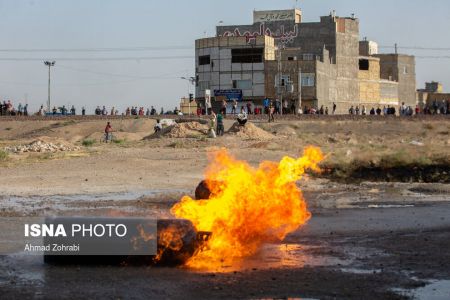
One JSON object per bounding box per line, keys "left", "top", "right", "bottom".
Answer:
{"left": 301, "top": 73, "right": 315, "bottom": 87}
{"left": 233, "top": 80, "right": 252, "bottom": 90}
{"left": 199, "top": 55, "right": 211, "bottom": 66}
{"left": 231, "top": 48, "right": 264, "bottom": 63}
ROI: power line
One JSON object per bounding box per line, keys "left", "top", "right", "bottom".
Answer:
{"left": 415, "top": 56, "right": 450, "bottom": 59}
{"left": 379, "top": 45, "right": 450, "bottom": 51}
{"left": 56, "top": 64, "right": 189, "bottom": 79}
{"left": 0, "top": 45, "right": 193, "bottom": 53}
{"left": 0, "top": 55, "right": 194, "bottom": 62}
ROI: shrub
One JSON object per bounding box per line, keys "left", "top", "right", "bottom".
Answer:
{"left": 113, "top": 139, "right": 125, "bottom": 145}
{"left": 82, "top": 139, "right": 95, "bottom": 147}
{"left": 0, "top": 150, "right": 8, "bottom": 161}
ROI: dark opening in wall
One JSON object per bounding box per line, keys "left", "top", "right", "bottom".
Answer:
{"left": 199, "top": 55, "right": 211, "bottom": 65}
{"left": 231, "top": 48, "right": 264, "bottom": 63}
{"left": 359, "top": 59, "right": 369, "bottom": 70}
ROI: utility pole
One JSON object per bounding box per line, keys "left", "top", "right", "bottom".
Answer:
{"left": 298, "top": 68, "right": 302, "bottom": 114}
{"left": 44, "top": 61, "right": 55, "bottom": 113}
{"left": 277, "top": 46, "right": 284, "bottom": 115}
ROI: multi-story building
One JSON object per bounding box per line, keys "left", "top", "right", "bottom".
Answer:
{"left": 417, "top": 82, "right": 449, "bottom": 110}
{"left": 195, "top": 8, "right": 416, "bottom": 114}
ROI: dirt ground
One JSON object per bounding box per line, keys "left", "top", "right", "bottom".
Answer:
{"left": 0, "top": 117, "right": 449, "bottom": 299}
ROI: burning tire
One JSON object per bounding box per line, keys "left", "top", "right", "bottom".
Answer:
{"left": 195, "top": 180, "right": 223, "bottom": 200}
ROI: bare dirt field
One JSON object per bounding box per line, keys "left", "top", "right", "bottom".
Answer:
{"left": 0, "top": 116, "right": 449, "bottom": 299}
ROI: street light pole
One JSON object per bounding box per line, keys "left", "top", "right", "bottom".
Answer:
{"left": 44, "top": 61, "right": 56, "bottom": 113}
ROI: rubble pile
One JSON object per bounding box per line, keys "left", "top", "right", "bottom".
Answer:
{"left": 227, "top": 122, "right": 274, "bottom": 140}
{"left": 5, "top": 140, "right": 80, "bottom": 153}
{"left": 156, "top": 122, "right": 209, "bottom": 138}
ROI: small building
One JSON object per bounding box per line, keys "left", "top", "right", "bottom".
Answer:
{"left": 417, "top": 82, "right": 449, "bottom": 109}
{"left": 179, "top": 97, "right": 198, "bottom": 115}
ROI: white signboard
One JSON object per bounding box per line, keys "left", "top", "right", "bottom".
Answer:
{"left": 254, "top": 10, "right": 296, "bottom": 23}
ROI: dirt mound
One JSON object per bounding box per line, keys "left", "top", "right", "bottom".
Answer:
{"left": 270, "top": 124, "right": 298, "bottom": 136}
{"left": 227, "top": 122, "right": 274, "bottom": 140}
{"left": 4, "top": 138, "right": 80, "bottom": 153}
{"left": 151, "top": 122, "right": 209, "bottom": 138}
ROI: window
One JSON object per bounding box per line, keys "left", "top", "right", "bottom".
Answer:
{"left": 275, "top": 75, "right": 291, "bottom": 87}
{"left": 359, "top": 59, "right": 369, "bottom": 70}
{"left": 303, "top": 53, "right": 314, "bottom": 61}
{"left": 301, "top": 73, "right": 315, "bottom": 87}
{"left": 199, "top": 55, "right": 210, "bottom": 66}
{"left": 199, "top": 81, "right": 210, "bottom": 90}
{"left": 232, "top": 80, "right": 252, "bottom": 90}
{"left": 231, "top": 48, "right": 264, "bottom": 63}
{"left": 288, "top": 56, "right": 295, "bottom": 61}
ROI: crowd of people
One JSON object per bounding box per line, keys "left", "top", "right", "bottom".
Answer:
{"left": 0, "top": 100, "right": 29, "bottom": 116}
{"left": 0, "top": 98, "right": 449, "bottom": 118}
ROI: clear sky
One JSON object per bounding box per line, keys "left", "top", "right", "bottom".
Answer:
{"left": 0, "top": 0, "right": 449, "bottom": 113}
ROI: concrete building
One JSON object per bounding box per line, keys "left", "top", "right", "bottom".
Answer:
{"left": 424, "top": 81, "right": 444, "bottom": 93}
{"left": 417, "top": 82, "right": 449, "bottom": 110}
{"left": 195, "top": 8, "right": 417, "bottom": 113}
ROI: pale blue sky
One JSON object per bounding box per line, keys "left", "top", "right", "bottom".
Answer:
{"left": 0, "top": 0, "right": 449, "bottom": 113}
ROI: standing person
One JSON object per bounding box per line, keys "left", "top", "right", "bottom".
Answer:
{"left": 160, "top": 107, "right": 164, "bottom": 115}
{"left": 209, "top": 112, "right": 217, "bottom": 138}
{"left": 126, "top": 107, "right": 131, "bottom": 116}
{"left": 221, "top": 99, "right": 227, "bottom": 116}
{"left": 283, "top": 99, "right": 288, "bottom": 114}
{"left": 319, "top": 105, "right": 324, "bottom": 115}
{"left": 362, "top": 105, "right": 367, "bottom": 115}
{"left": 290, "top": 100, "right": 296, "bottom": 115}
{"left": 102, "top": 106, "right": 107, "bottom": 116}
{"left": 263, "top": 98, "right": 270, "bottom": 114}
{"left": 23, "top": 104, "right": 28, "bottom": 116}
{"left": 268, "top": 102, "right": 275, "bottom": 123}
{"left": 275, "top": 98, "right": 281, "bottom": 114}
{"left": 325, "top": 107, "right": 329, "bottom": 115}
{"left": 70, "top": 105, "right": 76, "bottom": 115}
{"left": 332, "top": 102, "right": 337, "bottom": 115}
{"left": 0, "top": 101, "right": 3, "bottom": 116}
{"left": 104, "top": 122, "right": 113, "bottom": 143}
{"left": 216, "top": 112, "right": 224, "bottom": 136}
{"left": 82, "top": 107, "right": 86, "bottom": 116}
{"left": 231, "top": 100, "right": 237, "bottom": 115}
{"left": 376, "top": 107, "right": 381, "bottom": 115}
{"left": 17, "top": 103, "right": 23, "bottom": 116}
{"left": 246, "top": 101, "right": 252, "bottom": 115}
{"left": 415, "top": 105, "right": 420, "bottom": 115}
{"left": 349, "top": 106, "right": 354, "bottom": 115}
{"left": 355, "top": 106, "right": 360, "bottom": 115}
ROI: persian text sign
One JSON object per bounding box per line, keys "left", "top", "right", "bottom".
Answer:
{"left": 254, "top": 10, "right": 296, "bottom": 23}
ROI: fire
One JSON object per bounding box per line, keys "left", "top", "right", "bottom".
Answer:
{"left": 170, "top": 146, "right": 324, "bottom": 269}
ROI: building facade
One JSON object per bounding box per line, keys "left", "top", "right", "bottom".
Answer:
{"left": 195, "top": 8, "right": 417, "bottom": 113}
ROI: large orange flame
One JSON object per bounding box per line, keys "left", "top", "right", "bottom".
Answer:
{"left": 170, "top": 146, "right": 324, "bottom": 269}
